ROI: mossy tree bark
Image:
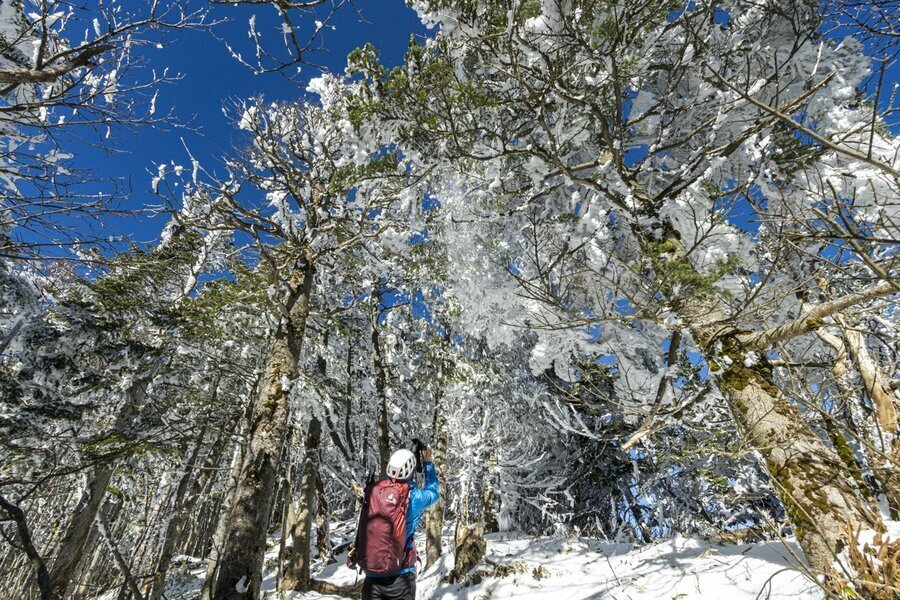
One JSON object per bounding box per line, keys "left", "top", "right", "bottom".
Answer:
{"left": 714, "top": 353, "right": 881, "bottom": 572}
{"left": 664, "top": 233, "right": 884, "bottom": 576}
{"left": 611, "top": 155, "right": 885, "bottom": 575}
{"left": 211, "top": 260, "right": 315, "bottom": 599}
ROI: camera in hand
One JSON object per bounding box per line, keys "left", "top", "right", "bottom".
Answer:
{"left": 411, "top": 437, "right": 426, "bottom": 474}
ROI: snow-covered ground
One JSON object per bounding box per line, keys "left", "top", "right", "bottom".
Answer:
{"left": 163, "top": 530, "right": 823, "bottom": 599}
{"left": 418, "top": 534, "right": 819, "bottom": 599}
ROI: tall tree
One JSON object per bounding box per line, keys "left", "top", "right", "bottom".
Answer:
{"left": 349, "top": 0, "right": 899, "bottom": 580}
{"left": 167, "top": 74, "right": 427, "bottom": 598}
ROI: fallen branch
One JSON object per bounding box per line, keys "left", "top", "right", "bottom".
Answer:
{"left": 308, "top": 578, "right": 364, "bottom": 597}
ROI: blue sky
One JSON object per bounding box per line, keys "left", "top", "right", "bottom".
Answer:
{"left": 56, "top": 2, "right": 899, "bottom": 248}
{"left": 74, "top": 0, "right": 429, "bottom": 247}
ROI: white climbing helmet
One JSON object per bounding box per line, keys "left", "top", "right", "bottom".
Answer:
{"left": 387, "top": 449, "right": 416, "bottom": 481}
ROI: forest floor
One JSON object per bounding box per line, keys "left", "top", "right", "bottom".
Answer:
{"left": 162, "top": 526, "right": 829, "bottom": 599}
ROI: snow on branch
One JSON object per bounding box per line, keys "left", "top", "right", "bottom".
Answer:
{"left": 735, "top": 280, "right": 897, "bottom": 349}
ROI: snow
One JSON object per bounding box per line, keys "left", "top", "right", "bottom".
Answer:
{"left": 157, "top": 531, "right": 824, "bottom": 599}
{"left": 416, "top": 534, "right": 820, "bottom": 600}
{"left": 235, "top": 576, "right": 249, "bottom": 593}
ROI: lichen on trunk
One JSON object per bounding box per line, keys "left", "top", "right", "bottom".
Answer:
{"left": 654, "top": 227, "right": 883, "bottom": 577}
{"left": 720, "top": 356, "right": 882, "bottom": 572}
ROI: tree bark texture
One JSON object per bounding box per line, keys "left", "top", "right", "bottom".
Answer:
{"left": 371, "top": 306, "right": 390, "bottom": 476}
{"left": 212, "top": 261, "right": 315, "bottom": 600}
{"left": 280, "top": 417, "right": 322, "bottom": 592}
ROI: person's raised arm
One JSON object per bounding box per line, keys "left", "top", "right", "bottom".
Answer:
{"left": 420, "top": 446, "right": 439, "bottom": 508}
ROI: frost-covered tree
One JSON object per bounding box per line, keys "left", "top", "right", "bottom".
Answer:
{"left": 0, "top": 0, "right": 209, "bottom": 260}
{"left": 0, "top": 225, "right": 240, "bottom": 599}
{"left": 347, "top": 0, "right": 899, "bottom": 583}
{"left": 159, "top": 73, "right": 432, "bottom": 598}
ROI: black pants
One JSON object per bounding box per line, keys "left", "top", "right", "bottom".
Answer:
{"left": 361, "top": 573, "right": 416, "bottom": 600}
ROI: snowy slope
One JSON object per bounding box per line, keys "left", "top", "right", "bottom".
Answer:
{"left": 159, "top": 531, "right": 823, "bottom": 599}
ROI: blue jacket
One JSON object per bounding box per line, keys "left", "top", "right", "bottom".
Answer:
{"left": 366, "top": 461, "right": 440, "bottom": 577}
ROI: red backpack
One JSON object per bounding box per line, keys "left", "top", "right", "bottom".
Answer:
{"left": 347, "top": 479, "right": 416, "bottom": 575}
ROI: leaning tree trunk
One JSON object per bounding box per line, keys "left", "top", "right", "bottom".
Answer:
{"left": 70, "top": 497, "right": 126, "bottom": 600}
{"left": 836, "top": 318, "right": 900, "bottom": 518}
{"left": 838, "top": 317, "right": 899, "bottom": 433}
{"left": 199, "top": 411, "right": 249, "bottom": 600}
{"left": 48, "top": 377, "right": 149, "bottom": 600}
{"left": 211, "top": 261, "right": 315, "bottom": 600}
{"left": 663, "top": 233, "right": 884, "bottom": 576}
{"left": 0, "top": 494, "right": 52, "bottom": 600}
{"left": 97, "top": 506, "right": 145, "bottom": 600}
{"left": 71, "top": 526, "right": 104, "bottom": 600}
{"left": 713, "top": 351, "right": 881, "bottom": 572}
{"left": 280, "top": 417, "right": 322, "bottom": 592}
{"left": 425, "top": 404, "right": 448, "bottom": 569}
{"left": 174, "top": 407, "right": 242, "bottom": 556}
{"left": 615, "top": 155, "right": 885, "bottom": 577}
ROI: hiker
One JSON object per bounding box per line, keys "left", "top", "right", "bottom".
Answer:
{"left": 351, "top": 445, "right": 440, "bottom": 600}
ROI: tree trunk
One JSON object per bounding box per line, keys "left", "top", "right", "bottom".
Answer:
{"left": 281, "top": 417, "right": 322, "bottom": 591}
{"left": 211, "top": 260, "right": 315, "bottom": 600}
{"left": 481, "top": 446, "right": 499, "bottom": 535}
{"left": 451, "top": 507, "right": 485, "bottom": 583}
{"left": 345, "top": 344, "right": 356, "bottom": 458}
{"left": 624, "top": 485, "right": 654, "bottom": 544}
{"left": 871, "top": 441, "right": 900, "bottom": 520}
{"left": 0, "top": 494, "right": 52, "bottom": 600}
{"left": 371, "top": 304, "right": 391, "bottom": 476}
{"left": 48, "top": 377, "right": 149, "bottom": 599}
{"left": 148, "top": 426, "right": 207, "bottom": 600}
{"left": 315, "top": 471, "right": 330, "bottom": 562}
{"left": 425, "top": 405, "right": 448, "bottom": 569}
{"left": 71, "top": 529, "right": 103, "bottom": 600}
{"left": 637, "top": 176, "right": 883, "bottom": 577}
{"left": 714, "top": 354, "right": 881, "bottom": 574}
{"left": 199, "top": 414, "right": 249, "bottom": 600}
{"left": 97, "top": 507, "right": 145, "bottom": 600}
{"left": 838, "top": 319, "right": 898, "bottom": 433}
{"left": 175, "top": 409, "right": 242, "bottom": 556}
{"left": 835, "top": 319, "right": 900, "bottom": 518}
{"left": 276, "top": 452, "right": 297, "bottom": 587}
{"left": 70, "top": 498, "right": 124, "bottom": 600}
